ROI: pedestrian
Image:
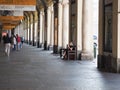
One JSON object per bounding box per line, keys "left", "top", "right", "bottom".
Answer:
{"left": 20, "top": 36, "right": 24, "bottom": 48}
{"left": 16, "top": 34, "right": 21, "bottom": 50}
{"left": 61, "top": 41, "right": 74, "bottom": 59}
{"left": 12, "top": 35, "right": 17, "bottom": 50}
{"left": 3, "top": 33, "right": 11, "bottom": 56}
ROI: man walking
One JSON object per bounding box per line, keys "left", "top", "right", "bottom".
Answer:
{"left": 3, "top": 34, "right": 11, "bottom": 56}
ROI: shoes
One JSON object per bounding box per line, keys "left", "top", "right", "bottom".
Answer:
{"left": 61, "top": 56, "right": 64, "bottom": 59}
{"left": 7, "top": 53, "right": 9, "bottom": 57}
{"left": 4, "top": 52, "right": 10, "bottom": 57}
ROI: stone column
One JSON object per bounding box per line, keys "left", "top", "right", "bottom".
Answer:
{"left": 47, "top": 7, "right": 51, "bottom": 48}
{"left": 118, "top": 1, "right": 120, "bottom": 59}
{"left": 34, "top": 12, "right": 38, "bottom": 46}
{"left": 81, "top": 0, "right": 93, "bottom": 60}
{"left": 50, "top": 5, "right": 54, "bottom": 49}
{"left": 25, "top": 29, "right": 27, "bottom": 42}
{"left": 30, "top": 24, "right": 33, "bottom": 44}
{"left": 58, "top": 1, "right": 63, "bottom": 49}
{"left": 40, "top": 11, "right": 43, "bottom": 47}
{"left": 32, "top": 13, "right": 35, "bottom": 46}
{"left": 29, "top": 15, "right": 32, "bottom": 45}
{"left": 27, "top": 17, "right": 30, "bottom": 43}
{"left": 37, "top": 11, "right": 40, "bottom": 48}
{"left": 23, "top": 19, "right": 26, "bottom": 41}
{"left": 44, "top": 9, "right": 48, "bottom": 50}
{"left": 62, "top": 0, "right": 69, "bottom": 48}
{"left": 117, "top": 13, "right": 120, "bottom": 72}
{"left": 42, "top": 11, "right": 45, "bottom": 46}
{"left": 53, "top": 1, "right": 59, "bottom": 53}
{"left": 77, "top": 0, "right": 83, "bottom": 59}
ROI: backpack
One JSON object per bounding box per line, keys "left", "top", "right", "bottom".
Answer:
{"left": 17, "top": 37, "right": 21, "bottom": 42}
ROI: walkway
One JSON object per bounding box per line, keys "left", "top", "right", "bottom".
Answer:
{"left": 0, "top": 43, "right": 120, "bottom": 90}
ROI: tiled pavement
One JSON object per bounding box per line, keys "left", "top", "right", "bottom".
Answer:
{"left": 0, "top": 43, "right": 120, "bottom": 90}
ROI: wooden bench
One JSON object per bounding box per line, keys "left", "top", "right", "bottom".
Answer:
{"left": 67, "top": 46, "right": 77, "bottom": 60}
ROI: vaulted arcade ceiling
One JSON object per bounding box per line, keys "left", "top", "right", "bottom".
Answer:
{"left": 0, "top": 0, "right": 54, "bottom": 30}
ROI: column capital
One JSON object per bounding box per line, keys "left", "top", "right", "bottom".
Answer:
{"left": 63, "top": 2, "right": 69, "bottom": 6}
{"left": 58, "top": 1, "right": 63, "bottom": 5}
{"left": 47, "top": 6, "right": 51, "bottom": 10}
{"left": 62, "top": 0, "right": 69, "bottom": 6}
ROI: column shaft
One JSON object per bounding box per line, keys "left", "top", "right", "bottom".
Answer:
{"left": 62, "top": 1, "right": 69, "bottom": 48}
{"left": 81, "top": 0, "right": 93, "bottom": 60}
{"left": 58, "top": 2, "right": 63, "bottom": 49}
{"left": 50, "top": 6, "right": 54, "bottom": 47}
{"left": 47, "top": 7, "right": 51, "bottom": 47}
{"left": 37, "top": 11, "right": 40, "bottom": 48}
{"left": 40, "top": 12, "right": 43, "bottom": 45}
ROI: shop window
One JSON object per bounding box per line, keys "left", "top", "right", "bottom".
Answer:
{"left": 103, "top": 2, "right": 112, "bottom": 52}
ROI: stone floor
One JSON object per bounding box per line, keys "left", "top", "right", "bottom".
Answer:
{"left": 0, "top": 43, "right": 120, "bottom": 90}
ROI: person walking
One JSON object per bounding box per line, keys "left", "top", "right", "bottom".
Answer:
{"left": 16, "top": 34, "right": 21, "bottom": 51}
{"left": 11, "top": 35, "right": 17, "bottom": 51}
{"left": 20, "top": 36, "right": 24, "bottom": 48}
{"left": 3, "top": 34, "right": 11, "bottom": 56}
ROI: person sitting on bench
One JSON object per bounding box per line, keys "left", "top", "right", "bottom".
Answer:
{"left": 61, "top": 41, "right": 74, "bottom": 59}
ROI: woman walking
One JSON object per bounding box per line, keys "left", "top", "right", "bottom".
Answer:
{"left": 3, "top": 34, "right": 11, "bottom": 56}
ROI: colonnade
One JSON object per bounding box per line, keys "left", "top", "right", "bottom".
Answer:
{"left": 11, "top": 0, "right": 120, "bottom": 73}
{"left": 14, "top": 0, "right": 94, "bottom": 60}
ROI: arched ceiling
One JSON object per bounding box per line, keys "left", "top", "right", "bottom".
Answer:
{"left": 0, "top": 0, "right": 54, "bottom": 30}
{"left": 36, "top": 0, "right": 54, "bottom": 10}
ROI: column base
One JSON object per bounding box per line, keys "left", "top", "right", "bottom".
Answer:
{"left": 33, "top": 41, "right": 36, "bottom": 46}
{"left": 37, "top": 41, "right": 40, "bottom": 48}
{"left": 48, "top": 45, "right": 53, "bottom": 50}
{"left": 25, "top": 40, "right": 28, "bottom": 44}
{"left": 98, "top": 54, "right": 120, "bottom": 73}
{"left": 53, "top": 45, "right": 58, "bottom": 54}
{"left": 38, "top": 43, "right": 43, "bottom": 48}
{"left": 81, "top": 51, "right": 93, "bottom": 60}
{"left": 29, "top": 41, "right": 32, "bottom": 45}
{"left": 44, "top": 42, "right": 47, "bottom": 50}
{"left": 77, "top": 50, "right": 82, "bottom": 60}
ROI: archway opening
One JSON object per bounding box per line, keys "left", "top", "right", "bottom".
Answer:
{"left": 93, "top": 0, "right": 99, "bottom": 61}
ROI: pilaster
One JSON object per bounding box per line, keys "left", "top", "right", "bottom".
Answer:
{"left": 81, "top": 0, "right": 94, "bottom": 60}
